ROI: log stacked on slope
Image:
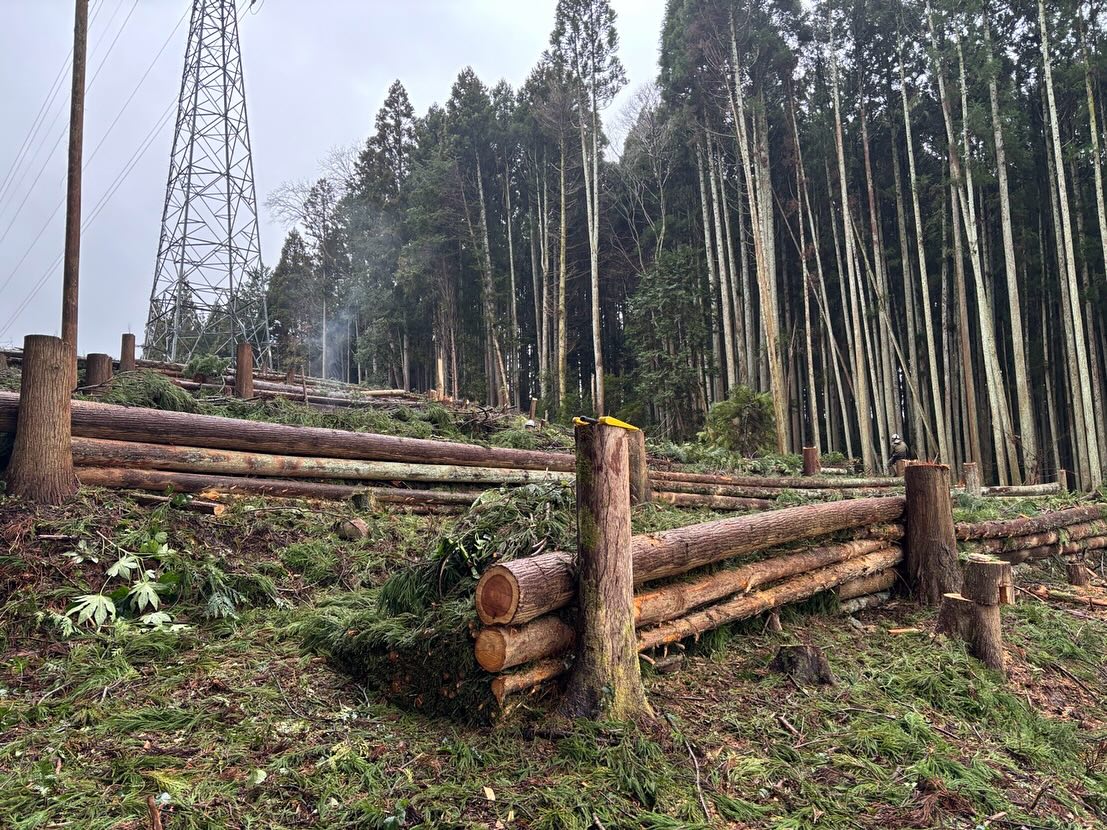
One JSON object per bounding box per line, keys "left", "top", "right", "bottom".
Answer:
{"left": 481, "top": 544, "right": 903, "bottom": 692}
{"left": 474, "top": 496, "right": 905, "bottom": 626}
{"left": 957, "top": 505, "right": 1107, "bottom": 565}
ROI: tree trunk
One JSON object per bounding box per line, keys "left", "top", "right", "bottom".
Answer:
{"left": 120, "top": 333, "right": 136, "bottom": 373}
{"left": 4, "top": 335, "right": 79, "bottom": 504}
{"left": 85, "top": 353, "right": 113, "bottom": 388}
{"left": 234, "top": 342, "right": 253, "bottom": 399}
{"left": 1041, "top": 0, "right": 1102, "bottom": 487}
{"left": 558, "top": 423, "right": 650, "bottom": 720}
{"left": 904, "top": 463, "right": 961, "bottom": 605}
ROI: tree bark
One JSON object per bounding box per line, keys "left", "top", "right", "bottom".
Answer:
{"left": 650, "top": 491, "right": 773, "bottom": 511}
{"left": 4, "top": 335, "right": 79, "bottom": 504}
{"left": 234, "top": 342, "right": 253, "bottom": 399}
{"left": 961, "top": 556, "right": 1010, "bottom": 675}
{"left": 904, "top": 463, "right": 960, "bottom": 605}
{"left": 120, "top": 333, "right": 136, "bottom": 373}
{"left": 803, "top": 446, "right": 820, "bottom": 477}
{"left": 70, "top": 437, "right": 572, "bottom": 486}
{"left": 84, "top": 353, "right": 113, "bottom": 388}
{"left": 558, "top": 423, "right": 651, "bottom": 720}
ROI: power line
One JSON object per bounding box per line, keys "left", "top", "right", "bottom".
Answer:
{"left": 0, "top": 0, "right": 140, "bottom": 247}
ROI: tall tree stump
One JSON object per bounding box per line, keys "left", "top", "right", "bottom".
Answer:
{"left": 558, "top": 422, "right": 652, "bottom": 721}
{"left": 962, "top": 556, "right": 1011, "bottom": 675}
{"left": 802, "top": 446, "right": 820, "bottom": 477}
{"left": 0, "top": 353, "right": 8, "bottom": 372}
{"left": 5, "top": 335, "right": 79, "bottom": 504}
{"left": 234, "top": 343, "right": 254, "bottom": 399}
{"left": 1058, "top": 469, "right": 1069, "bottom": 492}
{"left": 120, "top": 333, "right": 136, "bottom": 372}
{"left": 964, "top": 462, "right": 982, "bottom": 497}
{"left": 85, "top": 353, "right": 112, "bottom": 387}
{"left": 905, "top": 463, "right": 961, "bottom": 605}
{"left": 627, "top": 428, "right": 651, "bottom": 505}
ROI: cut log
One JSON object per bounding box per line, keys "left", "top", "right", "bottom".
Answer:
{"left": 651, "top": 479, "right": 896, "bottom": 500}
{"left": 650, "top": 470, "right": 901, "bottom": 489}
{"left": 769, "top": 645, "right": 835, "bottom": 685}
{"left": 335, "top": 518, "right": 370, "bottom": 541}
{"left": 837, "top": 568, "right": 897, "bottom": 601}
{"left": 956, "top": 505, "right": 1107, "bottom": 540}
{"left": 982, "top": 482, "right": 1061, "bottom": 497}
{"left": 936, "top": 592, "right": 974, "bottom": 639}
{"left": 126, "top": 492, "right": 225, "bottom": 516}
{"left": 976, "top": 520, "right": 1107, "bottom": 554}
{"left": 76, "top": 466, "right": 364, "bottom": 500}
{"left": 70, "top": 437, "right": 572, "bottom": 486}
{"left": 802, "top": 446, "right": 820, "bottom": 477}
{"left": 651, "top": 491, "right": 773, "bottom": 511}
{"left": 4, "top": 335, "right": 78, "bottom": 504}
{"left": 474, "top": 615, "right": 576, "bottom": 673}
{"left": 637, "top": 547, "right": 902, "bottom": 651}
{"left": 855, "top": 523, "right": 905, "bottom": 541}
{"left": 904, "top": 463, "right": 961, "bottom": 605}
{"left": 474, "top": 496, "right": 905, "bottom": 626}
{"left": 633, "top": 540, "right": 894, "bottom": 627}
{"left": 0, "top": 392, "right": 575, "bottom": 472}
{"left": 490, "top": 658, "right": 567, "bottom": 706}
{"left": 1028, "top": 585, "right": 1107, "bottom": 608}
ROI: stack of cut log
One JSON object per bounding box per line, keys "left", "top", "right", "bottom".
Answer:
{"left": 956, "top": 505, "right": 1107, "bottom": 566}
{"left": 649, "top": 468, "right": 903, "bottom": 511}
{"left": 0, "top": 392, "right": 572, "bottom": 511}
{"left": 472, "top": 496, "right": 906, "bottom": 705}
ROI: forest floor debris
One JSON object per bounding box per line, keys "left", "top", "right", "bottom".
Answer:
{"left": 3, "top": 489, "right": 1107, "bottom": 828}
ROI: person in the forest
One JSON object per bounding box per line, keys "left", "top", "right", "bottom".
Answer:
{"left": 887, "top": 433, "right": 912, "bottom": 472}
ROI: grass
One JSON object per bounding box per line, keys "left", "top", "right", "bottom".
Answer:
{"left": 5, "top": 488, "right": 1107, "bottom": 827}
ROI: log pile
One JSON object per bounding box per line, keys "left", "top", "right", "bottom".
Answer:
{"left": 474, "top": 497, "right": 906, "bottom": 704}
{"left": 956, "top": 505, "right": 1107, "bottom": 577}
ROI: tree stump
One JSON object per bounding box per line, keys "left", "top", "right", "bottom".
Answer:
{"left": 5, "top": 335, "right": 79, "bottom": 504}
{"left": 802, "top": 446, "right": 820, "bottom": 477}
{"left": 964, "top": 462, "right": 981, "bottom": 498}
{"left": 769, "top": 644, "right": 835, "bottom": 686}
{"left": 558, "top": 422, "right": 652, "bottom": 721}
{"left": 935, "top": 592, "right": 974, "bottom": 639}
{"left": 85, "top": 353, "right": 112, "bottom": 387}
{"left": 961, "top": 556, "right": 1010, "bottom": 676}
{"left": 904, "top": 463, "right": 961, "bottom": 605}
{"left": 0, "top": 353, "right": 8, "bottom": 372}
{"left": 1058, "top": 469, "right": 1069, "bottom": 492}
{"left": 335, "top": 518, "right": 370, "bottom": 541}
{"left": 627, "top": 428, "right": 651, "bottom": 505}
{"left": 235, "top": 343, "right": 254, "bottom": 399}
{"left": 1067, "top": 560, "right": 1091, "bottom": 587}
{"left": 120, "top": 333, "right": 136, "bottom": 372}
{"left": 895, "top": 459, "right": 908, "bottom": 476}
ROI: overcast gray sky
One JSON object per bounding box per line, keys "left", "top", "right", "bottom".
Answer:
{"left": 0, "top": 0, "right": 664, "bottom": 356}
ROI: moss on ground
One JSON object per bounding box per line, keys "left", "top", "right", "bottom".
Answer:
{"left": 4, "top": 490, "right": 1107, "bottom": 828}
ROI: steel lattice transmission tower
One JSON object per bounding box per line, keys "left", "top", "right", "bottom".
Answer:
{"left": 144, "top": 0, "right": 269, "bottom": 363}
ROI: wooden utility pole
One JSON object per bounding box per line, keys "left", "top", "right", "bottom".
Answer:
{"left": 558, "top": 421, "right": 652, "bottom": 721}
{"left": 5, "top": 335, "right": 79, "bottom": 504}
{"left": 61, "top": 0, "right": 89, "bottom": 374}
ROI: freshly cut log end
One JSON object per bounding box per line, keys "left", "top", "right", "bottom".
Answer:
{"left": 475, "top": 568, "right": 520, "bottom": 626}
{"left": 474, "top": 615, "right": 575, "bottom": 673}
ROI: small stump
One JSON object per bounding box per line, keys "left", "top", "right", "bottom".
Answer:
{"left": 770, "top": 644, "right": 835, "bottom": 686}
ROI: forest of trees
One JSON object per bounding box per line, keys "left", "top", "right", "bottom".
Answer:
{"left": 261, "top": 0, "right": 1107, "bottom": 489}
